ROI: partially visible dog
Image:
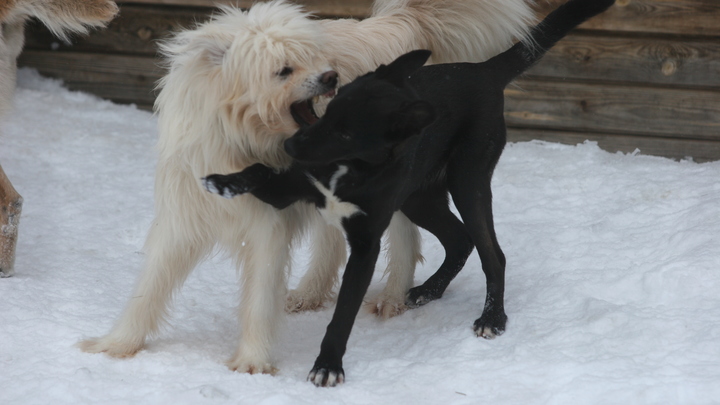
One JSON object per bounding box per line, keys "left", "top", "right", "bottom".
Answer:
{"left": 203, "top": 0, "right": 616, "bottom": 386}
{"left": 0, "top": 0, "right": 118, "bottom": 277}
{"left": 78, "top": 0, "right": 536, "bottom": 375}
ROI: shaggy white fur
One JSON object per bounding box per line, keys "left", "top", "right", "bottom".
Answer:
{"left": 78, "top": 0, "right": 536, "bottom": 374}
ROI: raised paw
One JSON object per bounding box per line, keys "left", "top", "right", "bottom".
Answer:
{"left": 202, "top": 174, "right": 254, "bottom": 199}
{"left": 472, "top": 310, "right": 507, "bottom": 339}
{"left": 405, "top": 284, "right": 444, "bottom": 308}
{"left": 308, "top": 365, "right": 345, "bottom": 387}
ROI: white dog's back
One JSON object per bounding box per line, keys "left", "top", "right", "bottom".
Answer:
{"left": 367, "top": 0, "right": 534, "bottom": 65}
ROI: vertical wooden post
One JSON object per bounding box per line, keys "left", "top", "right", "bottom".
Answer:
{"left": 0, "top": 164, "right": 22, "bottom": 277}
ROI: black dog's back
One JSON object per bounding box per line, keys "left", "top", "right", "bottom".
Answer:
{"left": 390, "top": 0, "right": 616, "bottom": 183}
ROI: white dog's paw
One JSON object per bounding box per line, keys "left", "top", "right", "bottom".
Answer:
{"left": 285, "top": 289, "right": 330, "bottom": 313}
{"left": 364, "top": 294, "right": 408, "bottom": 319}
{"left": 77, "top": 335, "right": 144, "bottom": 358}
{"left": 226, "top": 356, "right": 277, "bottom": 375}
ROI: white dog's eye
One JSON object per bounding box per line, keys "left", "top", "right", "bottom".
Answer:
{"left": 277, "top": 66, "right": 294, "bottom": 78}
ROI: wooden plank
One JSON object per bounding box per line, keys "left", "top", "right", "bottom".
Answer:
{"left": 116, "top": 0, "right": 374, "bottom": 17}
{"left": 505, "top": 79, "right": 720, "bottom": 141}
{"left": 17, "top": 51, "right": 162, "bottom": 105}
{"left": 536, "top": 0, "right": 720, "bottom": 36}
{"left": 529, "top": 32, "right": 720, "bottom": 88}
{"left": 23, "top": 5, "right": 208, "bottom": 56}
{"left": 507, "top": 128, "right": 720, "bottom": 162}
{"left": 116, "top": 0, "right": 720, "bottom": 35}
{"left": 24, "top": 3, "right": 720, "bottom": 91}
{"left": 17, "top": 50, "right": 720, "bottom": 143}
{"left": 119, "top": 0, "right": 720, "bottom": 34}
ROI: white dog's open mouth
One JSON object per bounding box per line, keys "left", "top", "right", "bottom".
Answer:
{"left": 291, "top": 90, "right": 336, "bottom": 127}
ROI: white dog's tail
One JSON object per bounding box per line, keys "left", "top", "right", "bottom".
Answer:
{"left": 1, "top": 0, "right": 118, "bottom": 40}
{"left": 373, "top": 0, "right": 536, "bottom": 63}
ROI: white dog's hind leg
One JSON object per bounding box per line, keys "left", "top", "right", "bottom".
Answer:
{"left": 366, "top": 212, "right": 423, "bottom": 318}
{"left": 227, "top": 225, "right": 291, "bottom": 374}
{"left": 78, "top": 216, "right": 209, "bottom": 357}
{"left": 286, "top": 218, "right": 345, "bottom": 312}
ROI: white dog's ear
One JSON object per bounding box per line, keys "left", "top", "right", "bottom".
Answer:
{"left": 162, "top": 29, "right": 232, "bottom": 67}
{"left": 204, "top": 43, "right": 228, "bottom": 66}
{"left": 192, "top": 35, "right": 231, "bottom": 66}
{"left": 174, "top": 30, "right": 231, "bottom": 66}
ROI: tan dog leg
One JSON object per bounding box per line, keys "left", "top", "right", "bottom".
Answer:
{"left": 0, "top": 164, "right": 22, "bottom": 277}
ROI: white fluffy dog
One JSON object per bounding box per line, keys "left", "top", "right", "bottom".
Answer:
{"left": 1, "top": 0, "right": 118, "bottom": 277}
{"left": 79, "top": 0, "right": 535, "bottom": 374}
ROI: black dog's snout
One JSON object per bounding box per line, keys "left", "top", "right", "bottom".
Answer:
{"left": 321, "top": 71, "right": 338, "bottom": 88}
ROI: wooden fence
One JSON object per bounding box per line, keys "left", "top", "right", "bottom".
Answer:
{"left": 18, "top": 0, "right": 720, "bottom": 161}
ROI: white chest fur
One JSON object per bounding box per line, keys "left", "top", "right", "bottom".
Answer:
{"left": 310, "top": 165, "right": 364, "bottom": 229}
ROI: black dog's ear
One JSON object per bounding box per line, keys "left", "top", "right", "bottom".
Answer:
{"left": 376, "top": 50, "right": 432, "bottom": 87}
{"left": 388, "top": 100, "right": 436, "bottom": 141}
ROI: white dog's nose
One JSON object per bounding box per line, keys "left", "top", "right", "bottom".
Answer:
{"left": 321, "top": 71, "right": 338, "bottom": 87}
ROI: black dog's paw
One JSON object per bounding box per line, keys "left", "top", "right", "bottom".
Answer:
{"left": 307, "top": 365, "right": 345, "bottom": 387}
{"left": 405, "top": 285, "right": 443, "bottom": 308}
{"left": 202, "top": 174, "right": 254, "bottom": 198}
{"left": 202, "top": 175, "right": 231, "bottom": 198}
{"left": 472, "top": 310, "right": 508, "bottom": 339}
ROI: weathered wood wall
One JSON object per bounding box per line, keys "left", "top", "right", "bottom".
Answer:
{"left": 18, "top": 0, "right": 720, "bottom": 161}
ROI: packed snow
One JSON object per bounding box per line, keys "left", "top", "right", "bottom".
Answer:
{"left": 1, "top": 69, "right": 719, "bottom": 404}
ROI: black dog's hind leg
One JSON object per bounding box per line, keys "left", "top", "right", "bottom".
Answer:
{"left": 447, "top": 135, "right": 507, "bottom": 339}
{"left": 308, "top": 215, "right": 389, "bottom": 387}
{"left": 401, "top": 187, "right": 474, "bottom": 307}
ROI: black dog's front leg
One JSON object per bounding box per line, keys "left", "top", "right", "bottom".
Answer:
{"left": 203, "top": 163, "right": 273, "bottom": 198}
{"left": 203, "top": 163, "right": 324, "bottom": 209}
{"left": 308, "top": 218, "right": 385, "bottom": 387}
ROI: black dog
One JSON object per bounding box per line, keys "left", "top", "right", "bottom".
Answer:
{"left": 203, "top": 0, "right": 615, "bottom": 386}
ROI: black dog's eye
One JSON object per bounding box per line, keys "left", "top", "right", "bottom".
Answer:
{"left": 339, "top": 132, "right": 351, "bottom": 141}
{"left": 277, "top": 66, "right": 294, "bottom": 78}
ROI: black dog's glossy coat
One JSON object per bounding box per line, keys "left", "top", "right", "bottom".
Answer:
{"left": 204, "top": 0, "right": 615, "bottom": 386}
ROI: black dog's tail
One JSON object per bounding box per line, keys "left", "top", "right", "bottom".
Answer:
{"left": 490, "top": 0, "right": 615, "bottom": 86}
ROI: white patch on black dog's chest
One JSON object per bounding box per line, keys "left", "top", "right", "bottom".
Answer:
{"left": 310, "top": 165, "right": 364, "bottom": 229}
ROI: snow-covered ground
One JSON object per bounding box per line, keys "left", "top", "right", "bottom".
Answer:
{"left": 1, "top": 69, "right": 719, "bottom": 405}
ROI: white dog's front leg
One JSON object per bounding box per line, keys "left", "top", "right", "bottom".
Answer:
{"left": 227, "top": 228, "right": 291, "bottom": 374}
{"left": 287, "top": 214, "right": 345, "bottom": 312}
{"left": 78, "top": 217, "right": 209, "bottom": 357}
{"left": 366, "top": 212, "right": 423, "bottom": 318}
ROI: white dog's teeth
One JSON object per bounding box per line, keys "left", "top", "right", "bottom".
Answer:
{"left": 313, "top": 95, "right": 320, "bottom": 105}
